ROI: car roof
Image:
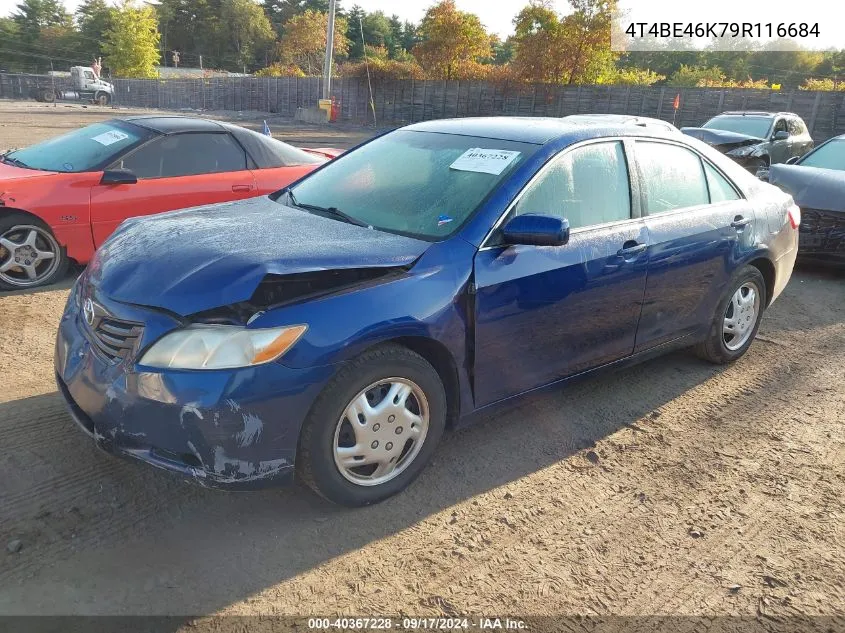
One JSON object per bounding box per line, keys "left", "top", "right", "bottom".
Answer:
{"left": 120, "top": 115, "right": 228, "bottom": 134}
{"left": 562, "top": 114, "right": 678, "bottom": 130}
{"left": 402, "top": 116, "right": 676, "bottom": 144}
{"left": 716, "top": 111, "right": 801, "bottom": 118}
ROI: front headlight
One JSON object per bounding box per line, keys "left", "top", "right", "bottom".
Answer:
{"left": 726, "top": 145, "right": 759, "bottom": 157}
{"left": 140, "top": 324, "right": 307, "bottom": 370}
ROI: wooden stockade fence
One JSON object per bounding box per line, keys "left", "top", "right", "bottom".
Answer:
{"left": 2, "top": 73, "right": 844, "bottom": 141}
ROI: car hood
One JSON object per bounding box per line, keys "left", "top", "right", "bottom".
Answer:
{"left": 681, "top": 127, "right": 765, "bottom": 150}
{"left": 0, "top": 161, "right": 58, "bottom": 181}
{"left": 768, "top": 164, "right": 845, "bottom": 213}
{"left": 90, "top": 196, "right": 431, "bottom": 316}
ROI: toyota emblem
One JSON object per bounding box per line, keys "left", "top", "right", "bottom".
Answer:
{"left": 83, "top": 298, "right": 95, "bottom": 326}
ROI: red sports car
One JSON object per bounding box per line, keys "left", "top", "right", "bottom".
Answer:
{"left": 0, "top": 116, "right": 340, "bottom": 289}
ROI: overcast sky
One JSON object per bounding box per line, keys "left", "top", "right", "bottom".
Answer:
{"left": 0, "top": 0, "right": 570, "bottom": 39}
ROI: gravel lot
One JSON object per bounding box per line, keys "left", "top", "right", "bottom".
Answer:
{"left": 0, "top": 102, "right": 843, "bottom": 629}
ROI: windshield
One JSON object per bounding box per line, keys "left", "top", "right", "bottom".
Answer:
{"left": 4, "top": 121, "right": 154, "bottom": 172}
{"left": 703, "top": 116, "right": 772, "bottom": 139}
{"left": 286, "top": 130, "right": 538, "bottom": 240}
{"left": 798, "top": 139, "right": 845, "bottom": 171}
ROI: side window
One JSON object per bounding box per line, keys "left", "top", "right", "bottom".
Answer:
{"left": 636, "top": 142, "right": 709, "bottom": 214}
{"left": 514, "top": 141, "right": 631, "bottom": 230}
{"left": 787, "top": 118, "right": 803, "bottom": 137}
{"left": 773, "top": 119, "right": 788, "bottom": 136}
{"left": 118, "top": 133, "right": 247, "bottom": 179}
{"left": 703, "top": 162, "right": 740, "bottom": 203}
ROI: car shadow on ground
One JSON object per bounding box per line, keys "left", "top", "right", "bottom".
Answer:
{"left": 0, "top": 346, "right": 733, "bottom": 619}
{"left": 0, "top": 267, "right": 79, "bottom": 297}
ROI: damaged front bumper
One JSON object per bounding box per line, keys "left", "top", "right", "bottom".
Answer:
{"left": 798, "top": 208, "right": 845, "bottom": 266}
{"left": 54, "top": 286, "right": 335, "bottom": 490}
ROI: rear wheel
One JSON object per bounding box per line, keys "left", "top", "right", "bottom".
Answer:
{"left": 0, "top": 214, "right": 68, "bottom": 290}
{"left": 41, "top": 88, "right": 56, "bottom": 103}
{"left": 297, "top": 345, "right": 447, "bottom": 506}
{"left": 695, "top": 266, "right": 766, "bottom": 364}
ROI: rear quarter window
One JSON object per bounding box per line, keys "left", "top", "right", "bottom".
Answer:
{"left": 228, "top": 127, "right": 324, "bottom": 168}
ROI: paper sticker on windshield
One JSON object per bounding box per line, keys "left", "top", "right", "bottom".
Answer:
{"left": 450, "top": 148, "right": 521, "bottom": 175}
{"left": 91, "top": 130, "right": 129, "bottom": 146}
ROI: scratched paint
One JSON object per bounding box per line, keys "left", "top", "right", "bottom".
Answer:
{"left": 235, "top": 412, "right": 263, "bottom": 447}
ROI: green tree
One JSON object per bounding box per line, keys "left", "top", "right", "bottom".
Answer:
{"left": 221, "top": 0, "right": 275, "bottom": 71}
{"left": 490, "top": 35, "right": 514, "bottom": 65}
{"left": 511, "top": 0, "right": 616, "bottom": 85}
{"left": 412, "top": 0, "right": 492, "bottom": 79}
{"left": 103, "top": 0, "right": 160, "bottom": 77}
{"left": 75, "top": 0, "right": 115, "bottom": 60}
{"left": 666, "top": 64, "right": 726, "bottom": 87}
{"left": 12, "top": 0, "right": 71, "bottom": 45}
{"left": 276, "top": 9, "right": 349, "bottom": 75}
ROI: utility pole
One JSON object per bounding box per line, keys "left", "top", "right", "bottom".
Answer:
{"left": 321, "top": 0, "right": 336, "bottom": 100}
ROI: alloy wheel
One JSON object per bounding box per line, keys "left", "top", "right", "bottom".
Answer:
{"left": 0, "top": 225, "right": 61, "bottom": 288}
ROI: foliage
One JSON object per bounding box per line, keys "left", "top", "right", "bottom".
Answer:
{"left": 254, "top": 62, "right": 306, "bottom": 77}
{"left": 75, "top": 0, "right": 115, "bottom": 60}
{"left": 511, "top": 0, "right": 617, "bottom": 85}
{"left": 666, "top": 65, "right": 728, "bottom": 87}
{"left": 103, "top": 0, "right": 160, "bottom": 78}
{"left": 0, "top": 0, "right": 842, "bottom": 86}
{"left": 597, "top": 66, "right": 664, "bottom": 85}
{"left": 666, "top": 65, "right": 771, "bottom": 88}
{"left": 338, "top": 58, "right": 425, "bottom": 81}
{"left": 801, "top": 78, "right": 845, "bottom": 91}
{"left": 220, "top": 0, "right": 275, "bottom": 71}
{"left": 412, "top": 0, "right": 492, "bottom": 80}
{"left": 276, "top": 9, "right": 349, "bottom": 75}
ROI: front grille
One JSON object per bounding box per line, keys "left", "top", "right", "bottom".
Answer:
{"left": 85, "top": 313, "right": 144, "bottom": 363}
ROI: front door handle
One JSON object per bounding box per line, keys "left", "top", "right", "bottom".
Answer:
{"left": 232, "top": 184, "right": 252, "bottom": 192}
{"left": 617, "top": 241, "right": 647, "bottom": 258}
{"left": 731, "top": 216, "right": 752, "bottom": 229}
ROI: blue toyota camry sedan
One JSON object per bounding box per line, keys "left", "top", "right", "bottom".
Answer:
{"left": 55, "top": 117, "right": 799, "bottom": 506}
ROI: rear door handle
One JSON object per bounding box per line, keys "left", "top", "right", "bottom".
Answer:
{"left": 232, "top": 184, "right": 252, "bottom": 192}
{"left": 731, "top": 216, "right": 752, "bottom": 229}
{"left": 617, "top": 241, "right": 647, "bottom": 258}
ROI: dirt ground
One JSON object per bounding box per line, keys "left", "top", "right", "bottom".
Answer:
{"left": 0, "top": 102, "right": 844, "bottom": 629}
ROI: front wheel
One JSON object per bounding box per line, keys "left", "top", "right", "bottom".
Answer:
{"left": 0, "top": 215, "right": 69, "bottom": 290}
{"left": 297, "top": 345, "right": 447, "bottom": 506}
{"left": 695, "top": 266, "right": 766, "bottom": 364}
{"left": 95, "top": 91, "right": 111, "bottom": 106}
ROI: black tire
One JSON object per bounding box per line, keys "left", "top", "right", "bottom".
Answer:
{"left": 95, "top": 91, "right": 111, "bottom": 106}
{"left": 695, "top": 265, "right": 766, "bottom": 364}
{"left": 297, "top": 344, "right": 447, "bottom": 507}
{"left": 41, "top": 88, "right": 56, "bottom": 103}
{"left": 0, "top": 213, "right": 69, "bottom": 291}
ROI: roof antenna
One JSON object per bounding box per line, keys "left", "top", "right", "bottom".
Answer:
{"left": 360, "top": 17, "right": 376, "bottom": 128}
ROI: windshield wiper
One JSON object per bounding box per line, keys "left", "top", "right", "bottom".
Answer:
{"left": 0, "top": 154, "right": 30, "bottom": 169}
{"left": 285, "top": 189, "right": 371, "bottom": 229}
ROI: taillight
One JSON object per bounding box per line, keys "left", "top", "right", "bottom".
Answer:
{"left": 787, "top": 204, "right": 801, "bottom": 229}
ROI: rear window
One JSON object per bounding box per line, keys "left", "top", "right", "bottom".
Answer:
{"left": 228, "top": 127, "right": 324, "bottom": 168}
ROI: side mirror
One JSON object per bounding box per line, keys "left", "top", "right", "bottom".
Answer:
{"left": 100, "top": 169, "right": 137, "bottom": 185}
{"left": 501, "top": 214, "right": 570, "bottom": 247}
{"left": 785, "top": 155, "right": 800, "bottom": 165}
{"left": 773, "top": 130, "right": 789, "bottom": 141}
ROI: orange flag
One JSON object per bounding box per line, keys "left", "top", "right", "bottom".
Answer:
{"left": 673, "top": 94, "right": 680, "bottom": 110}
